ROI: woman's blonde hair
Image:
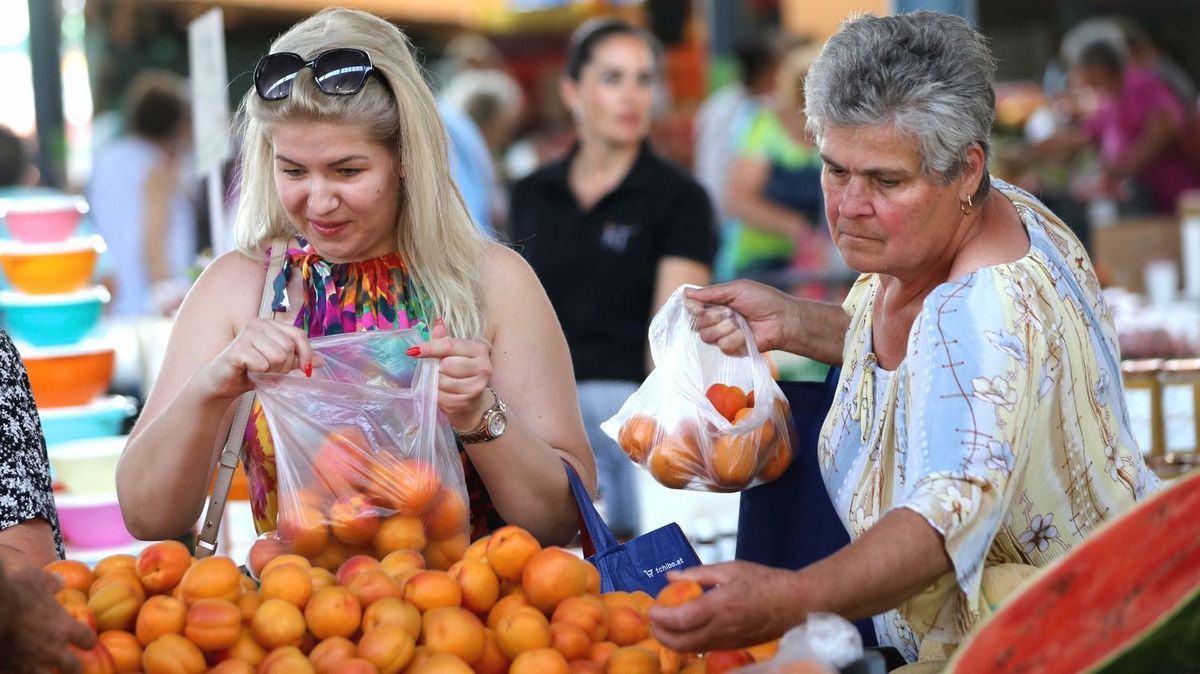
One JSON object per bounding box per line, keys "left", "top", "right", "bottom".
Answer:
{"left": 233, "top": 8, "right": 487, "bottom": 339}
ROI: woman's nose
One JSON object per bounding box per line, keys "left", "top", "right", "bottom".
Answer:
{"left": 307, "top": 178, "right": 338, "bottom": 213}
{"left": 838, "top": 179, "right": 873, "bottom": 218}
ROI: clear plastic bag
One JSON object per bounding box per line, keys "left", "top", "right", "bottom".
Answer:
{"left": 248, "top": 329, "right": 469, "bottom": 572}
{"left": 601, "top": 285, "right": 795, "bottom": 492}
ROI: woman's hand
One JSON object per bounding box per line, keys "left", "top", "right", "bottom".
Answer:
{"left": 410, "top": 319, "right": 496, "bottom": 431}
{"left": 648, "top": 561, "right": 808, "bottom": 652}
{"left": 684, "top": 281, "right": 798, "bottom": 356}
{"left": 0, "top": 566, "right": 97, "bottom": 674}
{"left": 202, "top": 318, "right": 317, "bottom": 401}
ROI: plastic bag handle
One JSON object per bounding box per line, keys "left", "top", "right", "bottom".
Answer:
{"left": 562, "top": 460, "right": 619, "bottom": 556}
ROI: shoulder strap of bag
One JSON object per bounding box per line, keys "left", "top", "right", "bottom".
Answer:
{"left": 562, "top": 460, "right": 619, "bottom": 557}
{"left": 195, "top": 238, "right": 289, "bottom": 558}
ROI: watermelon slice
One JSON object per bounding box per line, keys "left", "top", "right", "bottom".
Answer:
{"left": 948, "top": 469, "right": 1200, "bottom": 673}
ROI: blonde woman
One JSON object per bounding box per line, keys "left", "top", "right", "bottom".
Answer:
{"left": 117, "top": 8, "right": 595, "bottom": 546}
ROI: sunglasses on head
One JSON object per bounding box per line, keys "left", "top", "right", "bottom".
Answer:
{"left": 254, "top": 47, "right": 375, "bottom": 101}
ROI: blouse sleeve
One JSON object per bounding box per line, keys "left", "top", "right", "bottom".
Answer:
{"left": 892, "top": 269, "right": 1047, "bottom": 619}
{"left": 0, "top": 330, "right": 64, "bottom": 558}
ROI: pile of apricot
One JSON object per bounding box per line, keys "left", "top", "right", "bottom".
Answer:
{"left": 46, "top": 527, "right": 783, "bottom": 673}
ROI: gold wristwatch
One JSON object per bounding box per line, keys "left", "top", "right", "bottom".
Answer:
{"left": 455, "top": 387, "right": 508, "bottom": 444}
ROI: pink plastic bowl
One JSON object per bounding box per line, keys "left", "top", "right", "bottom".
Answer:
{"left": 1, "top": 195, "right": 86, "bottom": 243}
{"left": 54, "top": 492, "right": 136, "bottom": 549}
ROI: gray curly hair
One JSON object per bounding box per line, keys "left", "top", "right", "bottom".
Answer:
{"left": 804, "top": 11, "right": 996, "bottom": 201}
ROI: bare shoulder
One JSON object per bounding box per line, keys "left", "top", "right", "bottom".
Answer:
{"left": 478, "top": 243, "right": 557, "bottom": 338}
{"left": 480, "top": 242, "right": 538, "bottom": 287}
{"left": 180, "top": 248, "right": 271, "bottom": 332}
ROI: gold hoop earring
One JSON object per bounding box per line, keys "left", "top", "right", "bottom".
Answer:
{"left": 960, "top": 195, "right": 974, "bottom": 215}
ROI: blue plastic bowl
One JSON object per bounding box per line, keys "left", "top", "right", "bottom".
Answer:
{"left": 0, "top": 286, "right": 109, "bottom": 346}
{"left": 40, "top": 394, "right": 135, "bottom": 447}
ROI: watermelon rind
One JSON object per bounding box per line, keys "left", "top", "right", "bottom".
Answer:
{"left": 947, "top": 470, "right": 1200, "bottom": 673}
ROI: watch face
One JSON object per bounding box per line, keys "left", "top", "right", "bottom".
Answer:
{"left": 487, "top": 411, "right": 507, "bottom": 437}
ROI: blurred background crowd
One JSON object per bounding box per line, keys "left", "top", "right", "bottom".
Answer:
{"left": 4, "top": 0, "right": 1200, "bottom": 562}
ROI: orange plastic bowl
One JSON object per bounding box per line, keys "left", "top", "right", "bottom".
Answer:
{"left": 21, "top": 342, "right": 115, "bottom": 408}
{"left": 0, "top": 235, "right": 105, "bottom": 295}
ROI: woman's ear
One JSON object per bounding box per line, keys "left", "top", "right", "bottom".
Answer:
{"left": 963, "top": 141, "right": 986, "bottom": 193}
{"left": 559, "top": 76, "right": 579, "bottom": 120}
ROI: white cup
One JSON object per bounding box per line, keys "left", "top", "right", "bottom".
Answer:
{"left": 1144, "top": 259, "right": 1179, "bottom": 308}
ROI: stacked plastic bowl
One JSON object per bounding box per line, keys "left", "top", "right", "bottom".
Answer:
{"left": 0, "top": 193, "right": 136, "bottom": 550}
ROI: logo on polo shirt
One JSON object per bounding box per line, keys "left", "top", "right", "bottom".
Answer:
{"left": 601, "top": 221, "right": 637, "bottom": 252}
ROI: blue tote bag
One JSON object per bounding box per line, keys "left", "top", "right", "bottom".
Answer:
{"left": 564, "top": 463, "right": 702, "bottom": 595}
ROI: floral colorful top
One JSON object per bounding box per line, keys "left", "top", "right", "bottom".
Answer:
{"left": 818, "top": 180, "right": 1159, "bottom": 662}
{"left": 242, "top": 239, "right": 501, "bottom": 539}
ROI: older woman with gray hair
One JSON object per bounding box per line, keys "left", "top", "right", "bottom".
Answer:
{"left": 649, "top": 11, "right": 1157, "bottom": 665}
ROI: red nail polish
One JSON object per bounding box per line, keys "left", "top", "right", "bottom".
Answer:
{"left": 406, "top": 346, "right": 421, "bottom": 357}
{"left": 434, "top": 318, "right": 445, "bottom": 327}
{"left": 303, "top": 361, "right": 312, "bottom": 378}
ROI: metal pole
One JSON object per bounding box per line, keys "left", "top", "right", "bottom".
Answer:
{"left": 27, "top": 0, "right": 66, "bottom": 189}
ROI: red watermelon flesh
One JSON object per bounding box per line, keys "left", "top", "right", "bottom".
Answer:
{"left": 948, "top": 469, "right": 1200, "bottom": 673}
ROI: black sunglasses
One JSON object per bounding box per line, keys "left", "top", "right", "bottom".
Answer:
{"left": 254, "top": 48, "right": 375, "bottom": 101}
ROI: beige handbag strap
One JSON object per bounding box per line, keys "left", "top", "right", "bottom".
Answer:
{"left": 195, "top": 238, "right": 289, "bottom": 559}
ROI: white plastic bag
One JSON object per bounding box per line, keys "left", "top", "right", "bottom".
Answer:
{"left": 601, "top": 285, "right": 795, "bottom": 491}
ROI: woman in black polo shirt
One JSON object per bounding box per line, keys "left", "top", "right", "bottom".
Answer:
{"left": 509, "top": 18, "right": 717, "bottom": 537}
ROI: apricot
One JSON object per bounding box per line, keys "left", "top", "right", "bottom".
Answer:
{"left": 590, "top": 641, "right": 619, "bottom": 668}
{"left": 494, "top": 605, "right": 552, "bottom": 659}
{"left": 630, "top": 592, "right": 655, "bottom": 614}
{"left": 371, "top": 513, "right": 426, "bottom": 556}
{"left": 552, "top": 595, "right": 609, "bottom": 643}
{"left": 732, "top": 406, "right": 777, "bottom": 447}
{"left": 330, "top": 658, "right": 383, "bottom": 674}
{"left": 647, "top": 437, "right": 700, "bottom": 489}
{"left": 379, "top": 549, "right": 425, "bottom": 580}
{"left": 69, "top": 642, "right": 115, "bottom": 674}
{"left": 607, "top": 606, "right": 650, "bottom": 646}
{"left": 585, "top": 562, "right": 602, "bottom": 596}
{"left": 485, "top": 525, "right": 542, "bottom": 582}
{"left": 368, "top": 458, "right": 441, "bottom": 515}
{"left": 278, "top": 494, "right": 331, "bottom": 558}
{"left": 330, "top": 493, "right": 383, "bottom": 546}
{"left": 402, "top": 570, "right": 462, "bottom": 611}
{"left": 261, "top": 561, "right": 314, "bottom": 609}
{"left": 600, "top": 591, "right": 637, "bottom": 612}
{"left": 336, "top": 554, "right": 382, "bottom": 587}
{"left": 247, "top": 537, "right": 289, "bottom": 579}
{"left": 473, "top": 628, "right": 511, "bottom": 674}
{"left": 423, "top": 533, "right": 469, "bottom": 571}
{"left": 486, "top": 590, "right": 530, "bottom": 630}
{"left": 550, "top": 622, "right": 592, "bottom": 661}
{"left": 312, "top": 430, "right": 372, "bottom": 492}
{"left": 262, "top": 553, "right": 314, "bottom": 576}
{"left": 57, "top": 586, "right": 88, "bottom": 608}
{"left": 745, "top": 639, "right": 780, "bottom": 662}
{"left": 305, "top": 586, "right": 363, "bottom": 640}
{"left": 448, "top": 559, "right": 500, "bottom": 615}
{"left": 257, "top": 645, "right": 316, "bottom": 674}
{"left": 45, "top": 559, "right": 95, "bottom": 594}
{"left": 312, "top": 539, "right": 363, "bottom": 573}
{"left": 88, "top": 580, "right": 145, "bottom": 631}
{"left": 704, "top": 649, "right": 754, "bottom": 673}
{"left": 605, "top": 645, "right": 661, "bottom": 674}
{"left": 62, "top": 602, "right": 97, "bottom": 635}
{"left": 310, "top": 566, "right": 338, "bottom": 593}
{"left": 709, "top": 434, "right": 756, "bottom": 488}
{"left": 618, "top": 414, "right": 659, "bottom": 463}
{"left": 251, "top": 598, "right": 307, "bottom": 650}
{"left": 357, "top": 623, "right": 417, "bottom": 674}
{"left": 655, "top": 580, "right": 703, "bottom": 607}
{"left": 94, "top": 554, "right": 137, "bottom": 577}
{"left": 705, "top": 384, "right": 747, "bottom": 423}
{"left": 135, "top": 595, "right": 187, "bottom": 646}
{"left": 463, "top": 535, "right": 490, "bottom": 561}
{"left": 134, "top": 540, "right": 192, "bottom": 594}
{"left": 361, "top": 597, "right": 422, "bottom": 639}
{"left": 214, "top": 628, "right": 266, "bottom": 665}
{"left": 209, "top": 659, "right": 257, "bottom": 674}
{"left": 141, "top": 633, "right": 205, "bottom": 674}
{"left": 757, "top": 437, "right": 792, "bottom": 483}
{"left": 183, "top": 598, "right": 241, "bottom": 650}
{"left": 308, "top": 636, "right": 358, "bottom": 673}
{"left": 406, "top": 653, "right": 473, "bottom": 674}
{"left": 421, "top": 606, "right": 487, "bottom": 664}
{"left": 177, "top": 556, "right": 241, "bottom": 605}
{"left": 521, "top": 547, "right": 589, "bottom": 613}
{"left": 96, "top": 630, "right": 141, "bottom": 674}
{"left": 423, "top": 488, "right": 469, "bottom": 540}
{"left": 89, "top": 570, "right": 144, "bottom": 599}
{"left": 237, "top": 591, "right": 262, "bottom": 625}
{"left": 570, "top": 660, "right": 605, "bottom": 674}
{"left": 349, "top": 569, "right": 404, "bottom": 607}
{"left": 635, "top": 638, "right": 682, "bottom": 674}
{"left": 511, "top": 647, "right": 570, "bottom": 674}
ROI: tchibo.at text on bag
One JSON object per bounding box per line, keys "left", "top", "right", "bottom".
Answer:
{"left": 601, "top": 285, "right": 795, "bottom": 492}
{"left": 564, "top": 462, "right": 701, "bottom": 596}
{"left": 248, "top": 329, "right": 468, "bottom": 573}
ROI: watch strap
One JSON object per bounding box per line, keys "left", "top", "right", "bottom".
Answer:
{"left": 456, "top": 387, "right": 505, "bottom": 444}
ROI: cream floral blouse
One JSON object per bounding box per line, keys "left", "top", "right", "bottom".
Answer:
{"left": 817, "top": 180, "right": 1159, "bottom": 662}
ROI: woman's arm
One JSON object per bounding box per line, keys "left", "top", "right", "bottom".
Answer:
{"left": 0, "top": 520, "right": 59, "bottom": 571}
{"left": 116, "top": 251, "right": 314, "bottom": 540}
{"left": 1107, "top": 107, "right": 1182, "bottom": 179}
{"left": 724, "top": 156, "right": 811, "bottom": 238}
{"left": 428, "top": 245, "right": 596, "bottom": 545}
{"left": 649, "top": 508, "right": 952, "bottom": 651}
